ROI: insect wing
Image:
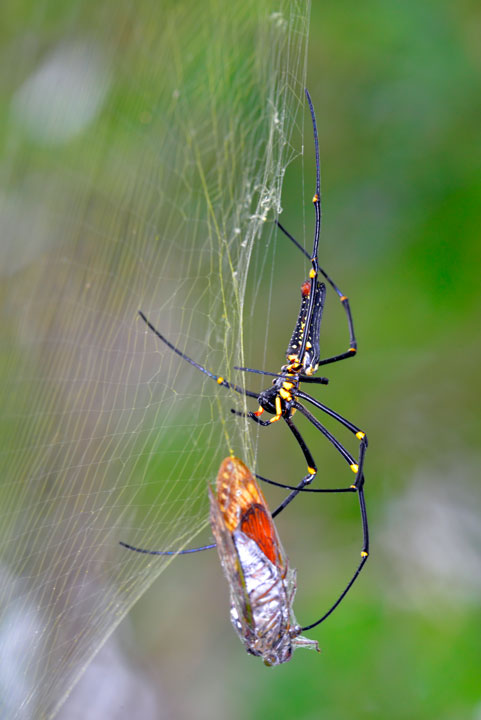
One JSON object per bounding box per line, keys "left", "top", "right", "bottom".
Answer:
{"left": 209, "top": 457, "right": 319, "bottom": 665}
{"left": 208, "top": 484, "right": 249, "bottom": 629}
{"left": 208, "top": 457, "right": 288, "bottom": 658}
{"left": 239, "top": 501, "right": 283, "bottom": 566}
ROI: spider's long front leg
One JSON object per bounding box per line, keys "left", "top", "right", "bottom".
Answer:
{"left": 138, "top": 310, "right": 259, "bottom": 401}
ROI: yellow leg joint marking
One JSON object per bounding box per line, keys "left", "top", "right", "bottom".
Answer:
{"left": 275, "top": 396, "right": 282, "bottom": 416}
{"left": 313, "top": 193, "right": 319, "bottom": 203}
{"left": 309, "top": 268, "right": 316, "bottom": 279}
{"left": 361, "top": 551, "right": 369, "bottom": 558}
{"left": 254, "top": 407, "right": 264, "bottom": 417}
{"left": 350, "top": 463, "right": 359, "bottom": 473}
{"left": 279, "top": 388, "right": 291, "bottom": 401}
{"left": 217, "top": 377, "right": 224, "bottom": 384}
{"left": 356, "top": 431, "right": 365, "bottom": 440}
{"left": 348, "top": 347, "right": 357, "bottom": 353}
{"left": 282, "top": 381, "right": 294, "bottom": 390}
{"left": 307, "top": 466, "right": 316, "bottom": 475}
{"left": 270, "top": 414, "right": 281, "bottom": 423}
{"left": 350, "top": 484, "right": 357, "bottom": 489}
{"left": 340, "top": 295, "right": 347, "bottom": 302}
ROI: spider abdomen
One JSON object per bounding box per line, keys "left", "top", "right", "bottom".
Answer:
{"left": 286, "top": 280, "right": 326, "bottom": 375}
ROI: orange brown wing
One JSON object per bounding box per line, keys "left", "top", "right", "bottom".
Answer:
{"left": 214, "top": 457, "right": 284, "bottom": 569}
{"left": 239, "top": 503, "right": 279, "bottom": 566}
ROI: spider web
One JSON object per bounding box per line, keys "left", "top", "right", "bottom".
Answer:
{"left": 0, "top": 1, "right": 311, "bottom": 717}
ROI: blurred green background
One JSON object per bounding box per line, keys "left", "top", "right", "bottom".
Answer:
{"left": 1, "top": 1, "right": 480, "bottom": 718}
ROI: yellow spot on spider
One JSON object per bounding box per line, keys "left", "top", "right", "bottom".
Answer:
{"left": 349, "top": 348, "right": 356, "bottom": 353}
{"left": 350, "top": 463, "right": 359, "bottom": 473}
{"left": 308, "top": 466, "right": 316, "bottom": 475}
{"left": 279, "top": 388, "right": 291, "bottom": 400}
{"left": 306, "top": 342, "right": 312, "bottom": 349}
{"left": 217, "top": 377, "right": 224, "bottom": 384}
{"left": 361, "top": 551, "right": 369, "bottom": 558}
{"left": 356, "top": 431, "right": 365, "bottom": 440}
{"left": 309, "top": 268, "right": 316, "bottom": 279}
{"left": 313, "top": 193, "right": 319, "bottom": 203}
{"left": 282, "top": 381, "right": 294, "bottom": 390}
{"left": 340, "top": 295, "right": 347, "bottom": 302}
{"left": 350, "top": 484, "right": 357, "bottom": 490}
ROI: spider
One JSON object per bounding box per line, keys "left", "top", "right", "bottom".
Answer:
{"left": 135, "top": 89, "right": 368, "bottom": 514}
{"left": 121, "top": 90, "right": 369, "bottom": 624}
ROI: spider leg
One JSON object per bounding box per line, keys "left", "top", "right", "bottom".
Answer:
{"left": 296, "top": 391, "right": 367, "bottom": 487}
{"left": 230, "top": 408, "right": 273, "bottom": 427}
{"left": 119, "top": 541, "right": 216, "bottom": 555}
{"left": 293, "top": 401, "right": 359, "bottom": 472}
{"left": 298, "top": 375, "right": 331, "bottom": 384}
{"left": 256, "top": 473, "right": 356, "bottom": 494}
{"left": 300, "top": 441, "right": 369, "bottom": 631}
{"left": 297, "top": 389, "right": 368, "bottom": 462}
{"left": 234, "top": 366, "right": 329, "bottom": 385}
{"left": 296, "top": 391, "right": 365, "bottom": 436}
{"left": 138, "top": 311, "right": 258, "bottom": 400}
{"left": 256, "top": 398, "right": 367, "bottom": 494}
{"left": 271, "top": 416, "right": 317, "bottom": 518}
